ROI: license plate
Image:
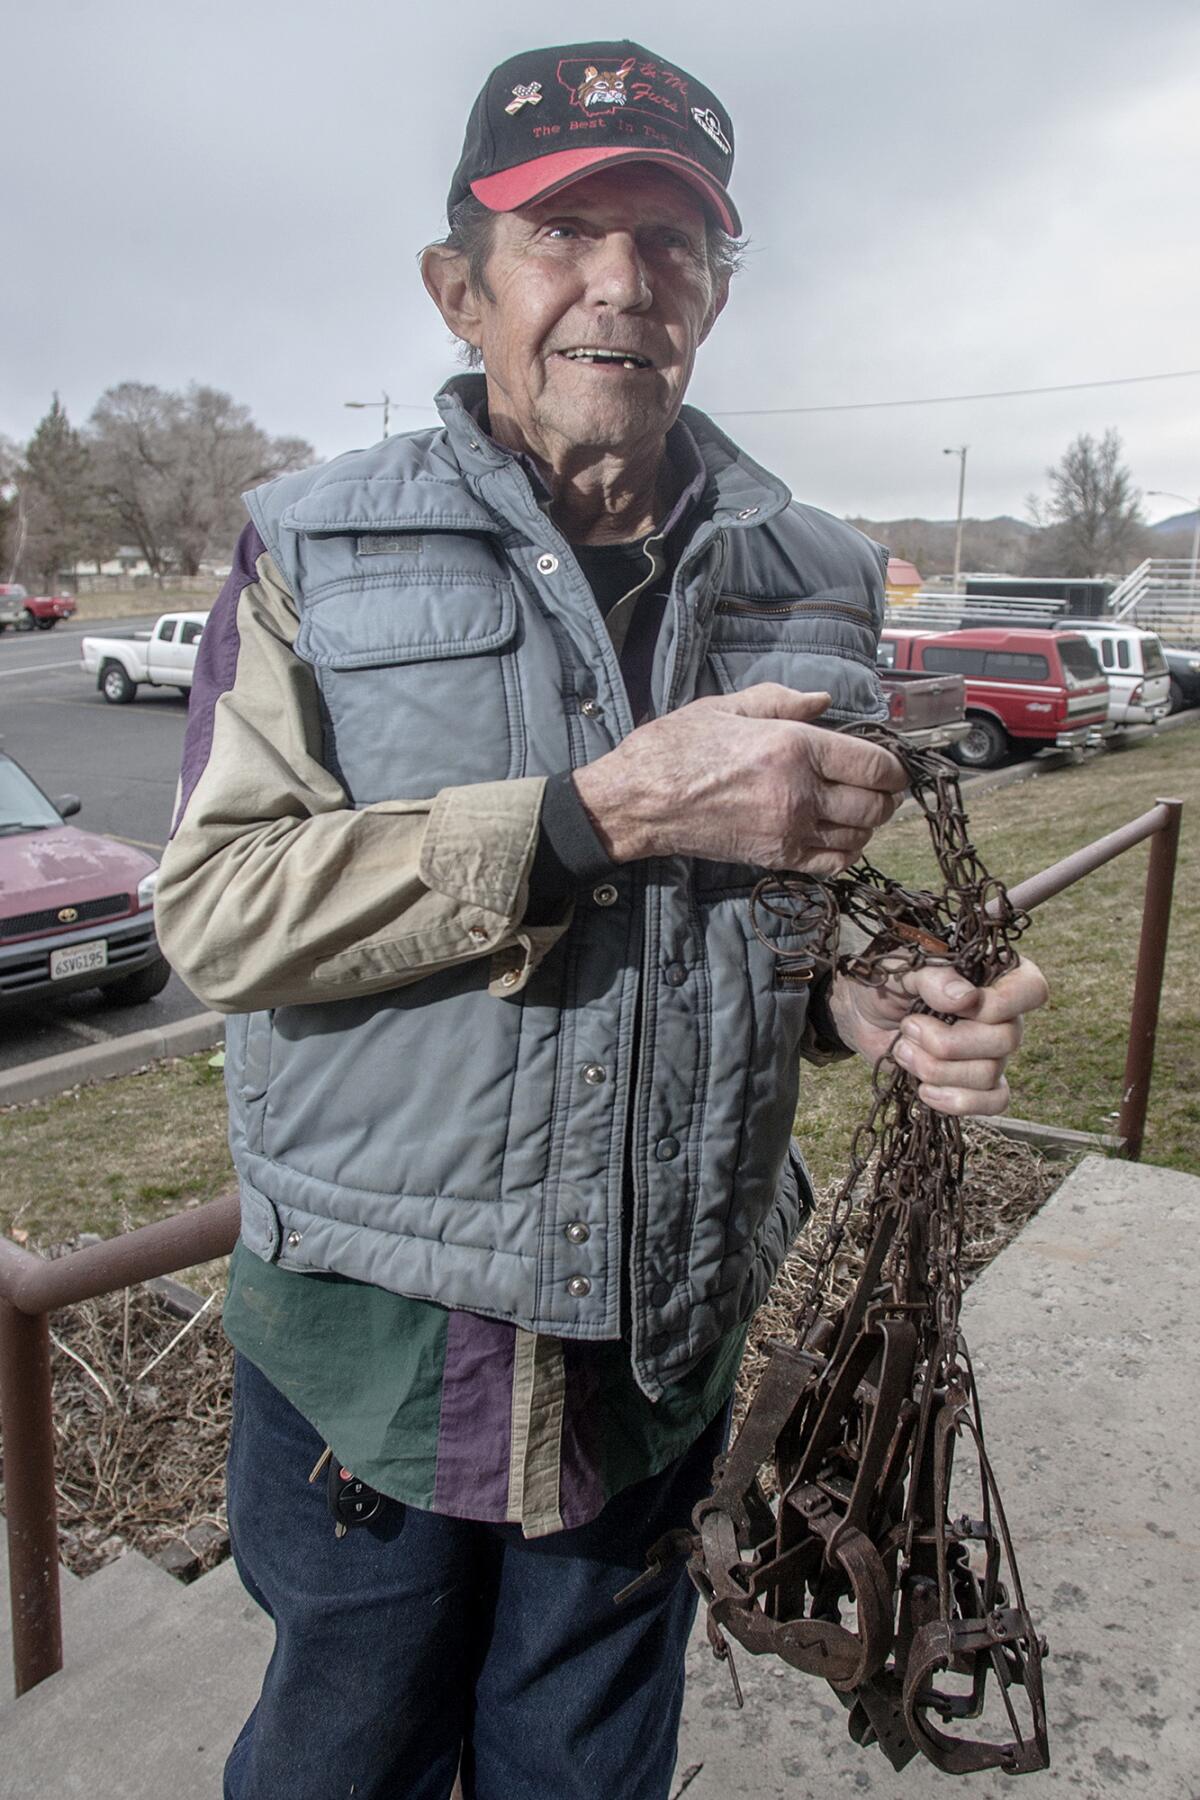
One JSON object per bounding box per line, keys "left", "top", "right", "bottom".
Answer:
{"left": 50, "top": 939, "right": 108, "bottom": 980}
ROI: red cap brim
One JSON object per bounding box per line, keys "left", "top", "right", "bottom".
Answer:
{"left": 471, "top": 145, "right": 741, "bottom": 236}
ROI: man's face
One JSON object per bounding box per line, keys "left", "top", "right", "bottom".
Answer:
{"left": 462, "top": 166, "right": 726, "bottom": 460}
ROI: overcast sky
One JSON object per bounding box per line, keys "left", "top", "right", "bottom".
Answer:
{"left": 6, "top": 0, "right": 1199, "bottom": 524}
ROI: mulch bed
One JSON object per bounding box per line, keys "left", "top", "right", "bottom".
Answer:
{"left": 0, "top": 1122, "right": 1067, "bottom": 1580}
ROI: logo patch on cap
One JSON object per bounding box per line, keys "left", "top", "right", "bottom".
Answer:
{"left": 691, "top": 107, "right": 731, "bottom": 155}
{"left": 505, "top": 81, "right": 543, "bottom": 115}
{"left": 575, "top": 57, "right": 635, "bottom": 109}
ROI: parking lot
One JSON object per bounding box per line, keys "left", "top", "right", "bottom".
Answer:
{"left": 0, "top": 614, "right": 206, "bottom": 1073}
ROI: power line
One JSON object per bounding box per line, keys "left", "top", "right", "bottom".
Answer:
{"left": 708, "top": 367, "right": 1200, "bottom": 419}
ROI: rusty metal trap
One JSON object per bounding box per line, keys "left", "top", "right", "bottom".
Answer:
{"left": 623, "top": 729, "right": 1050, "bottom": 1777}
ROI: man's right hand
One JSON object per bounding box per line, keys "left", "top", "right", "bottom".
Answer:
{"left": 571, "top": 684, "right": 908, "bottom": 876}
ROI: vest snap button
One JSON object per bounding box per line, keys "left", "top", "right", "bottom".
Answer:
{"left": 736, "top": 506, "right": 759, "bottom": 520}
{"left": 655, "top": 1137, "right": 681, "bottom": 1162}
{"left": 565, "top": 1221, "right": 590, "bottom": 1245}
{"left": 663, "top": 963, "right": 687, "bottom": 987}
{"left": 286, "top": 1230, "right": 302, "bottom": 1248}
{"left": 536, "top": 553, "right": 559, "bottom": 575}
{"left": 468, "top": 926, "right": 489, "bottom": 945}
{"left": 582, "top": 1063, "right": 607, "bottom": 1085}
{"left": 649, "top": 1278, "right": 672, "bottom": 1308}
{"left": 580, "top": 697, "right": 602, "bottom": 719}
{"left": 499, "top": 969, "right": 520, "bottom": 988}
{"left": 567, "top": 1275, "right": 592, "bottom": 1298}
{"left": 592, "top": 884, "right": 618, "bottom": 907}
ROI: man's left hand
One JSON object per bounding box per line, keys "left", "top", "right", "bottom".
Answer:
{"left": 827, "top": 955, "right": 1049, "bottom": 1117}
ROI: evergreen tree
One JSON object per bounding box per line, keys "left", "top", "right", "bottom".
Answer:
{"left": 19, "top": 394, "right": 106, "bottom": 589}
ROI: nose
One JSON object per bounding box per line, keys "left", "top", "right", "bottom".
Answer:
{"left": 588, "top": 231, "right": 653, "bottom": 313}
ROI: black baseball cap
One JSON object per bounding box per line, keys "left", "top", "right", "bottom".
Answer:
{"left": 448, "top": 41, "right": 741, "bottom": 235}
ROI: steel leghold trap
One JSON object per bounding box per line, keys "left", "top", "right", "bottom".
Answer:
{"left": 625, "top": 730, "right": 1050, "bottom": 1776}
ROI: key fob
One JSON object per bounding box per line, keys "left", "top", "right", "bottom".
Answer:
{"left": 327, "top": 1460, "right": 384, "bottom": 1531}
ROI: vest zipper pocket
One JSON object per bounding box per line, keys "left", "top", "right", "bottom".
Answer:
{"left": 717, "top": 596, "right": 873, "bottom": 627}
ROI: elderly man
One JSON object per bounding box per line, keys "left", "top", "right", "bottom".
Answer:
{"left": 157, "top": 38, "right": 1045, "bottom": 1800}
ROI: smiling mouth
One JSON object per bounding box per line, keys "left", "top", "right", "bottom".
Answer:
{"left": 557, "top": 347, "right": 653, "bottom": 370}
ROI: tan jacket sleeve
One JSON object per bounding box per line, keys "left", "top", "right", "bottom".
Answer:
{"left": 155, "top": 539, "right": 571, "bottom": 1013}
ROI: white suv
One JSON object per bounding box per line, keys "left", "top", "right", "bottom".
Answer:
{"left": 1060, "top": 622, "right": 1171, "bottom": 729}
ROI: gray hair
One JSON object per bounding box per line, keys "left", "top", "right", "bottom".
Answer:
{"left": 431, "top": 194, "right": 745, "bottom": 367}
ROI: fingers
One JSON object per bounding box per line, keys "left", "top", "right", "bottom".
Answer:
{"left": 898, "top": 1013, "right": 1021, "bottom": 1064}
{"left": 913, "top": 1075, "right": 1012, "bottom": 1118}
{"left": 893, "top": 1034, "right": 1007, "bottom": 1093}
{"left": 883, "top": 955, "right": 1047, "bottom": 1119}
{"left": 718, "top": 683, "right": 832, "bottom": 723}
{"left": 896, "top": 956, "right": 1048, "bottom": 1025}
{"left": 805, "top": 724, "right": 909, "bottom": 796}
{"left": 816, "top": 783, "right": 903, "bottom": 832}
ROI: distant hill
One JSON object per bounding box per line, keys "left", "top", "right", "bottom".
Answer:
{"left": 1149, "top": 510, "right": 1198, "bottom": 534}
{"left": 847, "top": 515, "right": 1037, "bottom": 579}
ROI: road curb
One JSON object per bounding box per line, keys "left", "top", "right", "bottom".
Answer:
{"left": 0, "top": 1012, "right": 226, "bottom": 1109}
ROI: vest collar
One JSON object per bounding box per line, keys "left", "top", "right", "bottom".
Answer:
{"left": 435, "top": 374, "right": 792, "bottom": 535}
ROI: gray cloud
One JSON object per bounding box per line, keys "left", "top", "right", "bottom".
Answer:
{"left": 5, "top": 0, "right": 1198, "bottom": 526}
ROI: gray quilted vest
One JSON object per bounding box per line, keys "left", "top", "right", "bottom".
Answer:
{"left": 227, "top": 376, "right": 886, "bottom": 1397}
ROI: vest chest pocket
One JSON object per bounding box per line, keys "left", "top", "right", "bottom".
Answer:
{"left": 705, "top": 590, "right": 883, "bottom": 722}
{"left": 296, "top": 574, "right": 524, "bottom": 801}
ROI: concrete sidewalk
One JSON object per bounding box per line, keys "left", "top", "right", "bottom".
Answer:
{"left": 675, "top": 1154, "right": 1200, "bottom": 1799}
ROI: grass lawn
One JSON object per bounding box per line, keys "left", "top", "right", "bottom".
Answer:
{"left": 0, "top": 723, "right": 1196, "bottom": 1268}
{"left": 0, "top": 1052, "right": 234, "bottom": 1282}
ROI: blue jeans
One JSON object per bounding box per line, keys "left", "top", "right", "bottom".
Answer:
{"left": 224, "top": 1353, "right": 727, "bottom": 1800}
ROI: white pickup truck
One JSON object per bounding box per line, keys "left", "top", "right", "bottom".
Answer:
{"left": 80, "top": 611, "right": 209, "bottom": 704}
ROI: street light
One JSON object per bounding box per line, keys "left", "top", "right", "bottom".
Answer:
{"left": 943, "top": 445, "right": 969, "bottom": 593}
{"left": 344, "top": 390, "right": 392, "bottom": 439}
{"left": 1146, "top": 488, "right": 1200, "bottom": 593}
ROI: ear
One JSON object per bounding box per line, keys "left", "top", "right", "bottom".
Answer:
{"left": 619, "top": 58, "right": 636, "bottom": 76}
{"left": 698, "top": 268, "right": 731, "bottom": 346}
{"left": 421, "top": 243, "right": 485, "bottom": 353}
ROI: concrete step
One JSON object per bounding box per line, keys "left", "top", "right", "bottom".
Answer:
{"left": 1, "top": 1539, "right": 186, "bottom": 1702}
{"left": 0, "top": 1549, "right": 272, "bottom": 1798}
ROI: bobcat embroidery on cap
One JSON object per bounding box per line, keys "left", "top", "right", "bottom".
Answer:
{"left": 691, "top": 106, "right": 731, "bottom": 155}
{"left": 577, "top": 57, "right": 636, "bottom": 108}
{"left": 505, "top": 81, "right": 543, "bottom": 115}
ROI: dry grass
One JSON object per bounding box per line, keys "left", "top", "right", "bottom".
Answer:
{"left": 0, "top": 1052, "right": 233, "bottom": 1292}
{"left": 0, "top": 1281, "right": 232, "bottom": 1577}
{"left": 67, "top": 587, "right": 220, "bottom": 622}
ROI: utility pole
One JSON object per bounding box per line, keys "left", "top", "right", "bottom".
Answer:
{"left": 943, "top": 445, "right": 969, "bottom": 592}
{"left": 343, "top": 390, "right": 392, "bottom": 439}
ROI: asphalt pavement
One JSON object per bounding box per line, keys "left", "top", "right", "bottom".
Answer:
{"left": 0, "top": 613, "right": 205, "bottom": 1072}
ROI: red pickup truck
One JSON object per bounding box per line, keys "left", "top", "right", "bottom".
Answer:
{"left": 878, "top": 627, "right": 1110, "bottom": 768}
{"left": 0, "top": 584, "right": 77, "bottom": 632}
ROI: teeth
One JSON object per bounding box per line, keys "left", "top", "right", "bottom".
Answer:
{"left": 563, "top": 348, "right": 648, "bottom": 367}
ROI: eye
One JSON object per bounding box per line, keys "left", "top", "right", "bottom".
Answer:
{"left": 543, "top": 223, "right": 579, "bottom": 241}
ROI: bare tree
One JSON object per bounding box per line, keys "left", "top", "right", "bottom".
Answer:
{"left": 89, "top": 383, "right": 314, "bottom": 578}
{"left": 0, "top": 434, "right": 23, "bottom": 581}
{"left": 1027, "top": 429, "right": 1148, "bottom": 576}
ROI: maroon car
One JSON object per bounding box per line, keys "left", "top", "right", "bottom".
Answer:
{"left": 0, "top": 748, "right": 169, "bottom": 1008}
{"left": 0, "top": 584, "right": 77, "bottom": 631}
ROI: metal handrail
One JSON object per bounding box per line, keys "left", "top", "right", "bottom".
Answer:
{"left": 0, "top": 796, "right": 1185, "bottom": 1698}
